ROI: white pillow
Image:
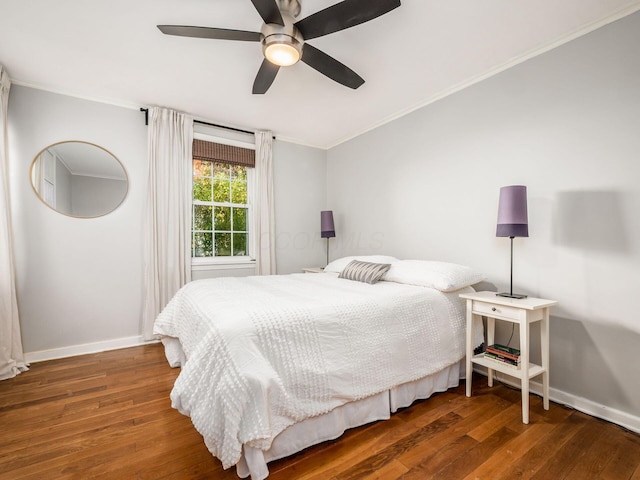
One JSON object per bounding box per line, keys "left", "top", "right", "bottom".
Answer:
{"left": 383, "top": 260, "right": 485, "bottom": 292}
{"left": 324, "top": 255, "right": 399, "bottom": 274}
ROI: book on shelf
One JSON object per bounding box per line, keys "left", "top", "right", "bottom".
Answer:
{"left": 484, "top": 351, "right": 520, "bottom": 365}
{"left": 483, "top": 352, "right": 521, "bottom": 369}
{"left": 482, "top": 343, "right": 522, "bottom": 369}
{"left": 485, "top": 344, "right": 520, "bottom": 361}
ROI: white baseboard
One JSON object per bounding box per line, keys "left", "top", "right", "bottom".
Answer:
{"left": 473, "top": 366, "right": 640, "bottom": 435}
{"left": 24, "top": 336, "right": 159, "bottom": 364}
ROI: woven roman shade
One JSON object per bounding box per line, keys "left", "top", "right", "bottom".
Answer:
{"left": 193, "top": 139, "right": 255, "bottom": 168}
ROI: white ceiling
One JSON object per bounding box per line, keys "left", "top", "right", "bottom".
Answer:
{"left": 2, "top": 0, "right": 640, "bottom": 149}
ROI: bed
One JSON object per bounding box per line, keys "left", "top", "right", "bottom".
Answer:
{"left": 153, "top": 256, "right": 485, "bottom": 480}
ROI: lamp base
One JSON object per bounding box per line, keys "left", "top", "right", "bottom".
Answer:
{"left": 496, "top": 292, "right": 528, "bottom": 299}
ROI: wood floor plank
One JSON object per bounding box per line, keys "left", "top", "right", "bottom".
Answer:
{"left": 462, "top": 421, "right": 555, "bottom": 479}
{"left": 119, "top": 449, "right": 220, "bottom": 480}
{"left": 335, "top": 411, "right": 466, "bottom": 480}
{"left": 488, "top": 408, "right": 589, "bottom": 480}
{"left": 360, "top": 459, "right": 409, "bottom": 479}
{"left": 1, "top": 344, "right": 638, "bottom": 480}
{"left": 71, "top": 426, "right": 207, "bottom": 480}
{"left": 431, "top": 426, "right": 518, "bottom": 479}
{"left": 563, "top": 418, "right": 623, "bottom": 479}
{"left": 1, "top": 442, "right": 137, "bottom": 480}
{"left": 529, "top": 417, "right": 604, "bottom": 480}
{"left": 466, "top": 400, "right": 523, "bottom": 442}
{"left": 396, "top": 394, "right": 511, "bottom": 469}
{"left": 598, "top": 429, "right": 640, "bottom": 480}
{"left": 401, "top": 433, "right": 478, "bottom": 479}
{"left": 2, "top": 397, "right": 181, "bottom": 461}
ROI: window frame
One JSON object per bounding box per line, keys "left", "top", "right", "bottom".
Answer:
{"left": 191, "top": 132, "right": 256, "bottom": 268}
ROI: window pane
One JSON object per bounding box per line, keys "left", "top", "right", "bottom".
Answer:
{"left": 231, "top": 179, "right": 247, "bottom": 204}
{"left": 193, "top": 205, "right": 212, "bottom": 230}
{"left": 213, "top": 162, "right": 229, "bottom": 179}
{"left": 193, "top": 176, "right": 212, "bottom": 202}
{"left": 233, "top": 233, "right": 247, "bottom": 256}
{"left": 193, "top": 232, "right": 213, "bottom": 257}
{"left": 214, "top": 206, "right": 231, "bottom": 230}
{"left": 231, "top": 165, "right": 247, "bottom": 181}
{"left": 233, "top": 208, "right": 247, "bottom": 231}
{"left": 215, "top": 233, "right": 231, "bottom": 256}
{"left": 213, "top": 179, "right": 230, "bottom": 203}
{"left": 193, "top": 160, "right": 212, "bottom": 177}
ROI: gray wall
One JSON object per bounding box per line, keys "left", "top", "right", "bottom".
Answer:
{"left": 8, "top": 86, "right": 326, "bottom": 354}
{"left": 273, "top": 140, "right": 327, "bottom": 273}
{"left": 327, "top": 12, "right": 640, "bottom": 427}
{"left": 8, "top": 86, "right": 147, "bottom": 354}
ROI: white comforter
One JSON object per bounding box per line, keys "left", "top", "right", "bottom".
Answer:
{"left": 154, "top": 273, "right": 482, "bottom": 469}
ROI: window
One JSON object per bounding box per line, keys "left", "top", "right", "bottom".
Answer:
{"left": 192, "top": 161, "right": 249, "bottom": 257}
{"left": 191, "top": 138, "right": 255, "bottom": 262}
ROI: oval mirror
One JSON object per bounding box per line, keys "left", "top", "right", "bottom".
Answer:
{"left": 30, "top": 141, "right": 128, "bottom": 218}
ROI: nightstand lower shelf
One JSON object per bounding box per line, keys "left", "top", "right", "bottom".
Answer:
{"left": 471, "top": 354, "right": 544, "bottom": 379}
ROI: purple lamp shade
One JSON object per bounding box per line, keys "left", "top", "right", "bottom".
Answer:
{"left": 496, "top": 185, "right": 529, "bottom": 238}
{"left": 321, "top": 210, "right": 335, "bottom": 238}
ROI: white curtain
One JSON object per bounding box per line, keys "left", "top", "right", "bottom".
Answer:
{"left": 142, "top": 107, "right": 193, "bottom": 340}
{"left": 254, "top": 130, "right": 276, "bottom": 275}
{"left": 0, "top": 65, "right": 28, "bottom": 380}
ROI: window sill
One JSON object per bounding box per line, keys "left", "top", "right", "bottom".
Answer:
{"left": 192, "top": 257, "right": 256, "bottom": 271}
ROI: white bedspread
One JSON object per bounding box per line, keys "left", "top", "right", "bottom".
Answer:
{"left": 153, "top": 273, "right": 482, "bottom": 469}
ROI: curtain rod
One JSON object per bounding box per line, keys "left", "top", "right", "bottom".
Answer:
{"left": 139, "top": 108, "right": 275, "bottom": 139}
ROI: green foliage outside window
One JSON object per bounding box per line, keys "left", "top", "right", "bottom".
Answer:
{"left": 192, "top": 160, "right": 248, "bottom": 257}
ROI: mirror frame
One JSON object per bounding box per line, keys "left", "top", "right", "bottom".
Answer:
{"left": 30, "top": 141, "right": 129, "bottom": 219}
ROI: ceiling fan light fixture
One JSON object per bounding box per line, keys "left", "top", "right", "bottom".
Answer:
{"left": 265, "top": 42, "right": 300, "bottom": 66}
{"left": 263, "top": 34, "right": 302, "bottom": 66}
{"left": 160, "top": 0, "right": 402, "bottom": 93}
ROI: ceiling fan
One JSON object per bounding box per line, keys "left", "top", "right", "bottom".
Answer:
{"left": 158, "top": 0, "right": 401, "bottom": 94}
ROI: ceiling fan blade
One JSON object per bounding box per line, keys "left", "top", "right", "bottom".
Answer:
{"left": 250, "top": 0, "right": 284, "bottom": 26}
{"left": 253, "top": 59, "right": 280, "bottom": 94}
{"left": 295, "top": 0, "right": 401, "bottom": 40}
{"left": 301, "top": 43, "right": 364, "bottom": 89}
{"left": 158, "top": 25, "right": 261, "bottom": 42}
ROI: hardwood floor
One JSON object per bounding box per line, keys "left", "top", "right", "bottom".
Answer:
{"left": 1, "top": 344, "right": 638, "bottom": 480}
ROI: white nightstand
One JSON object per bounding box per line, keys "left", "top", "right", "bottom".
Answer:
{"left": 459, "top": 291, "right": 558, "bottom": 424}
{"left": 302, "top": 267, "right": 324, "bottom": 274}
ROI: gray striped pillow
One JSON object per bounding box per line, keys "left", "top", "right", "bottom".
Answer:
{"left": 338, "top": 260, "right": 391, "bottom": 284}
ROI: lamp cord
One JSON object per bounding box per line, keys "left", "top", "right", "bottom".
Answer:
{"left": 506, "top": 324, "right": 515, "bottom": 348}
